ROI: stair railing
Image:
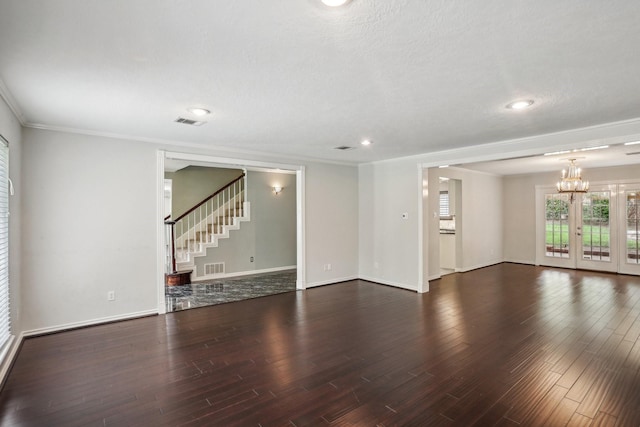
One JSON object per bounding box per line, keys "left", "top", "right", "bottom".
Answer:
{"left": 165, "top": 174, "right": 246, "bottom": 269}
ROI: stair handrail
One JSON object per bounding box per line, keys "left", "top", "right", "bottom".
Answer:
{"left": 173, "top": 173, "right": 245, "bottom": 222}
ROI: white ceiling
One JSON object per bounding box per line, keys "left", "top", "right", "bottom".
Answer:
{"left": 1, "top": 1, "right": 640, "bottom": 166}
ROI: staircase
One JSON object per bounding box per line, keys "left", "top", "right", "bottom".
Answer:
{"left": 165, "top": 174, "right": 250, "bottom": 281}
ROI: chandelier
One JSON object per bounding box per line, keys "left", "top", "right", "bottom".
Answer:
{"left": 557, "top": 158, "right": 589, "bottom": 202}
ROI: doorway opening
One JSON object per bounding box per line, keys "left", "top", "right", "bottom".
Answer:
{"left": 438, "top": 177, "right": 461, "bottom": 276}
{"left": 156, "top": 151, "right": 306, "bottom": 314}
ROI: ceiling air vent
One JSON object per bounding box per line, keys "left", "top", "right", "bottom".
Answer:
{"left": 175, "top": 117, "right": 206, "bottom": 126}
{"left": 626, "top": 151, "right": 640, "bottom": 156}
{"left": 333, "top": 146, "right": 355, "bottom": 151}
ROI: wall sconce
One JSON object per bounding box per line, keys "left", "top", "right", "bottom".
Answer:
{"left": 272, "top": 185, "right": 283, "bottom": 195}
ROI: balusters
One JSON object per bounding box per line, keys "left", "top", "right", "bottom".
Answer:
{"left": 169, "top": 174, "right": 245, "bottom": 268}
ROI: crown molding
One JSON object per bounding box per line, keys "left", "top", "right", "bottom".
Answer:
{"left": 0, "top": 78, "right": 26, "bottom": 125}
{"left": 24, "top": 122, "right": 358, "bottom": 168}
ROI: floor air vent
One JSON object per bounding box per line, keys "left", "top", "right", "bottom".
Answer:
{"left": 175, "top": 117, "right": 207, "bottom": 126}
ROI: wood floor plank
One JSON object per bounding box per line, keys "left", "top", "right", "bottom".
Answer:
{"left": 545, "top": 397, "right": 581, "bottom": 427}
{"left": 502, "top": 370, "right": 561, "bottom": 424}
{"left": 1, "top": 264, "right": 640, "bottom": 426}
{"left": 590, "top": 411, "right": 618, "bottom": 427}
{"left": 566, "top": 412, "right": 594, "bottom": 426}
{"left": 575, "top": 367, "right": 618, "bottom": 418}
{"left": 520, "top": 384, "right": 569, "bottom": 426}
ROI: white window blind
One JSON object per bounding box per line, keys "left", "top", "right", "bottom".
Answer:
{"left": 0, "top": 136, "right": 9, "bottom": 351}
{"left": 439, "top": 191, "right": 450, "bottom": 217}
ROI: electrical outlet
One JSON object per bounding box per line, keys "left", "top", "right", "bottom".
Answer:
{"left": 327, "top": 263, "right": 331, "bottom": 271}
{"left": 250, "top": 256, "right": 254, "bottom": 262}
{"left": 107, "top": 291, "right": 115, "bottom": 301}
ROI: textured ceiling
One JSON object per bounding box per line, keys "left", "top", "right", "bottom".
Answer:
{"left": 1, "top": 1, "right": 640, "bottom": 165}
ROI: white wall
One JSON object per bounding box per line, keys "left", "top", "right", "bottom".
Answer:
{"left": 359, "top": 159, "right": 421, "bottom": 290}
{"left": 503, "top": 164, "right": 640, "bottom": 264}
{"left": 21, "top": 129, "right": 159, "bottom": 332}
{"left": 358, "top": 156, "right": 504, "bottom": 293}
{"left": 427, "top": 167, "right": 503, "bottom": 279}
{"left": 193, "top": 170, "right": 297, "bottom": 276}
{"left": 0, "top": 97, "right": 22, "bottom": 336}
{"left": 502, "top": 174, "right": 539, "bottom": 264}
{"left": 305, "top": 162, "right": 359, "bottom": 287}
{"left": 20, "top": 128, "right": 359, "bottom": 332}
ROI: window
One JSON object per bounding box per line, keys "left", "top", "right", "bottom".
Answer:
{"left": 0, "top": 136, "right": 9, "bottom": 353}
{"left": 439, "top": 191, "right": 450, "bottom": 218}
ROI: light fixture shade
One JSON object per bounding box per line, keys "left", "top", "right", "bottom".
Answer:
{"left": 273, "top": 186, "right": 283, "bottom": 195}
{"left": 557, "top": 159, "right": 589, "bottom": 201}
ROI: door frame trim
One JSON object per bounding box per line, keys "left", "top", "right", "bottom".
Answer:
{"left": 536, "top": 180, "right": 640, "bottom": 274}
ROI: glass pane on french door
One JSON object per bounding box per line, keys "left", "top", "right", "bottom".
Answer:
{"left": 626, "top": 190, "right": 639, "bottom": 264}
{"left": 581, "top": 191, "right": 611, "bottom": 262}
{"left": 576, "top": 186, "right": 617, "bottom": 273}
{"left": 545, "top": 194, "right": 570, "bottom": 258}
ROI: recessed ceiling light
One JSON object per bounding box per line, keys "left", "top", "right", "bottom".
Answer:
{"left": 544, "top": 150, "right": 571, "bottom": 156}
{"left": 543, "top": 145, "right": 609, "bottom": 156}
{"left": 506, "top": 100, "right": 534, "bottom": 110}
{"left": 578, "top": 145, "right": 609, "bottom": 152}
{"left": 187, "top": 107, "right": 211, "bottom": 117}
{"left": 361, "top": 139, "right": 373, "bottom": 146}
{"left": 439, "top": 165, "right": 450, "bottom": 168}
{"left": 624, "top": 140, "right": 640, "bottom": 146}
{"left": 322, "top": 0, "right": 350, "bottom": 6}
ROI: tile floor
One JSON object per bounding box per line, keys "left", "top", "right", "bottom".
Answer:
{"left": 165, "top": 269, "right": 297, "bottom": 312}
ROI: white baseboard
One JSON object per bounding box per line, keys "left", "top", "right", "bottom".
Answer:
{"left": 358, "top": 275, "right": 418, "bottom": 292}
{"left": 305, "top": 275, "right": 358, "bottom": 289}
{"left": 458, "top": 261, "right": 503, "bottom": 273}
{"left": 503, "top": 259, "right": 535, "bottom": 265}
{"left": 427, "top": 274, "right": 441, "bottom": 281}
{"left": 0, "top": 334, "right": 22, "bottom": 389}
{"left": 193, "top": 265, "right": 296, "bottom": 282}
{"left": 22, "top": 309, "right": 158, "bottom": 338}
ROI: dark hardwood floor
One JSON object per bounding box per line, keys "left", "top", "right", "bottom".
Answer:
{"left": 2, "top": 263, "right": 640, "bottom": 426}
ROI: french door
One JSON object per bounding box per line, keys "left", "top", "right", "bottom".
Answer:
{"left": 536, "top": 183, "right": 640, "bottom": 275}
{"left": 619, "top": 184, "right": 640, "bottom": 275}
